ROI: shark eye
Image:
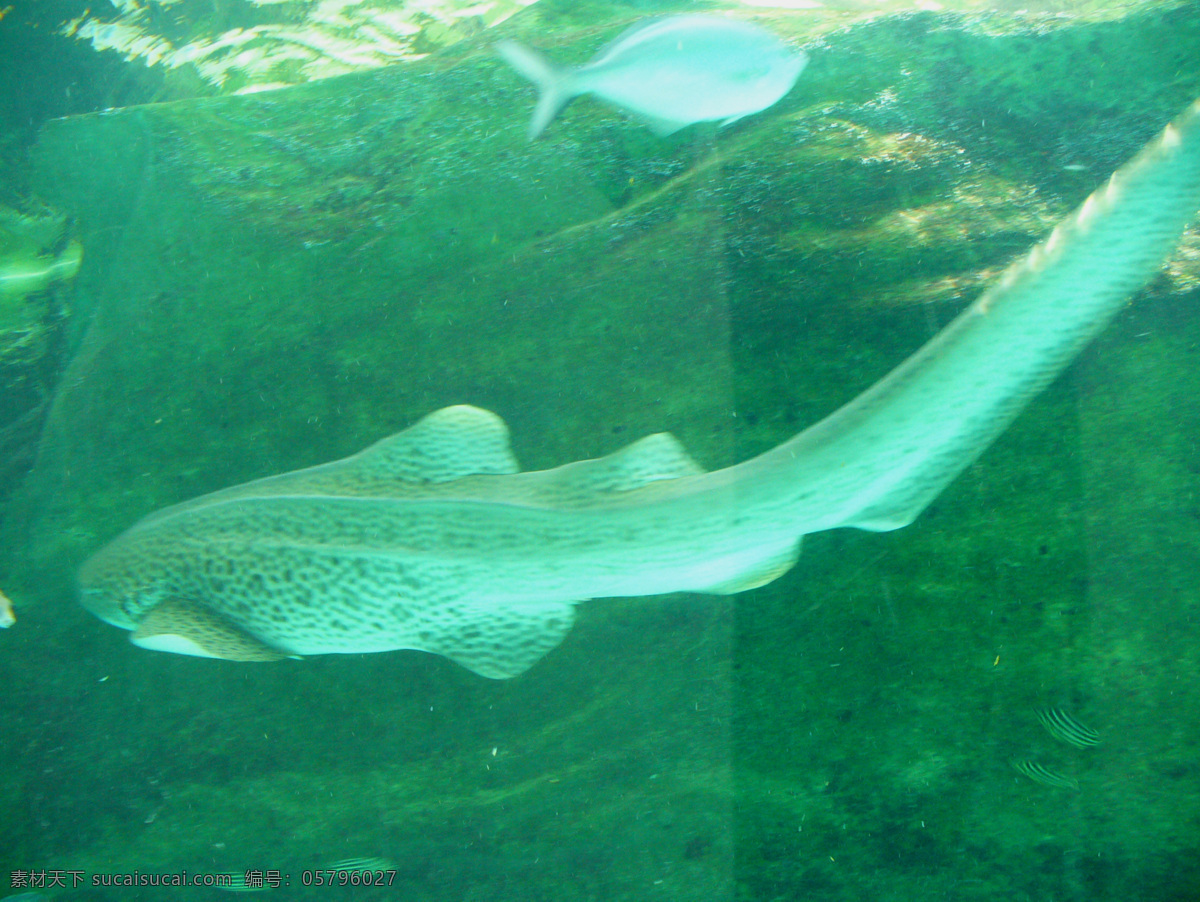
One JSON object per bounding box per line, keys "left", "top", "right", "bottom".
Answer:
{"left": 120, "top": 586, "right": 158, "bottom": 620}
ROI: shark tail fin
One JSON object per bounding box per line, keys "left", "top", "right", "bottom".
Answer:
{"left": 497, "top": 39, "right": 576, "bottom": 140}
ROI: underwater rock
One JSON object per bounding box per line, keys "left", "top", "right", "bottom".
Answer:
{"left": 76, "top": 96, "right": 1200, "bottom": 675}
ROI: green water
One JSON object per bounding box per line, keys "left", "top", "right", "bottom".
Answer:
{"left": 1, "top": 1, "right": 1199, "bottom": 899}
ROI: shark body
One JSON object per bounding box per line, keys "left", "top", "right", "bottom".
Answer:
{"left": 80, "top": 99, "right": 1200, "bottom": 678}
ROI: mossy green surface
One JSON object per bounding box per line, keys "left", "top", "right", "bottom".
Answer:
{"left": 1, "top": 2, "right": 1199, "bottom": 900}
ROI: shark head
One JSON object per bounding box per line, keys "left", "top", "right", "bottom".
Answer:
{"left": 79, "top": 536, "right": 294, "bottom": 661}
{"left": 77, "top": 535, "right": 158, "bottom": 631}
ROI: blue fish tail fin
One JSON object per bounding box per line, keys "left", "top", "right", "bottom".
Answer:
{"left": 497, "top": 39, "right": 575, "bottom": 140}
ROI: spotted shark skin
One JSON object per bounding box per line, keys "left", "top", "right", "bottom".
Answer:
{"left": 79, "top": 99, "right": 1200, "bottom": 678}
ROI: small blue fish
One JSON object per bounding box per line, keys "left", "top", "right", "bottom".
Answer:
{"left": 498, "top": 15, "right": 807, "bottom": 139}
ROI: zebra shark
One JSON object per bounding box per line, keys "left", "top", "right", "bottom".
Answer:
{"left": 79, "top": 99, "right": 1200, "bottom": 678}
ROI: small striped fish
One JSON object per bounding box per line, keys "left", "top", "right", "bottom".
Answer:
{"left": 214, "top": 873, "right": 272, "bottom": 893}
{"left": 214, "top": 858, "right": 394, "bottom": 892}
{"left": 1036, "top": 707, "right": 1099, "bottom": 748}
{"left": 325, "top": 858, "right": 395, "bottom": 873}
{"left": 1011, "top": 759, "right": 1078, "bottom": 790}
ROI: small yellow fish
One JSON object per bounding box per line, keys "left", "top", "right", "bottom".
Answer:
{"left": 0, "top": 239, "right": 83, "bottom": 300}
{"left": 0, "top": 589, "right": 14, "bottom": 628}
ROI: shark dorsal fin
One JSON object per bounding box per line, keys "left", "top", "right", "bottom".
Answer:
{"left": 354, "top": 405, "right": 519, "bottom": 484}
{"left": 141, "top": 406, "right": 521, "bottom": 521}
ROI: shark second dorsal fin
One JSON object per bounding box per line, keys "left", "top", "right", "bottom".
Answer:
{"left": 532, "top": 432, "right": 705, "bottom": 507}
{"left": 594, "top": 433, "right": 705, "bottom": 489}
{"left": 131, "top": 599, "right": 294, "bottom": 662}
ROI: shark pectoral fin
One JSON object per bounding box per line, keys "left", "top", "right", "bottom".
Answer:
{"left": 422, "top": 600, "right": 577, "bottom": 679}
{"left": 131, "top": 599, "right": 295, "bottom": 662}
{"left": 703, "top": 538, "right": 803, "bottom": 595}
{"left": 638, "top": 113, "right": 690, "bottom": 137}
